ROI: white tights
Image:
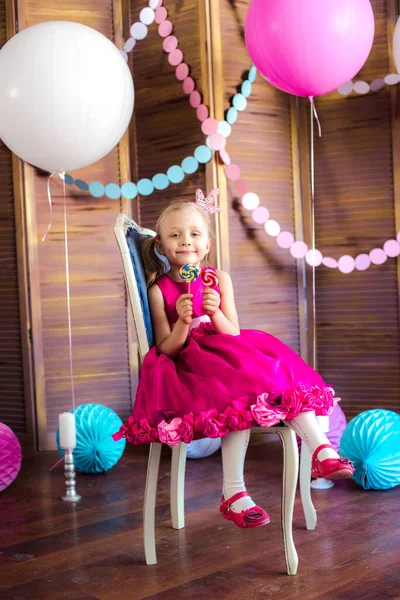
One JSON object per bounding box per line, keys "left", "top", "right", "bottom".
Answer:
{"left": 221, "top": 411, "right": 339, "bottom": 514}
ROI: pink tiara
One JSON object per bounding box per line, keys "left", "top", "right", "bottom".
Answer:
{"left": 195, "top": 188, "right": 221, "bottom": 214}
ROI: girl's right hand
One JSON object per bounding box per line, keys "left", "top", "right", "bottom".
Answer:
{"left": 176, "top": 293, "right": 193, "bottom": 325}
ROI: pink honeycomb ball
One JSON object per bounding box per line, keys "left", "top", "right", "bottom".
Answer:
{"left": 0, "top": 422, "right": 22, "bottom": 492}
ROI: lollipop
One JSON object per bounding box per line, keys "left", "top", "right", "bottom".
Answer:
{"left": 201, "top": 266, "right": 219, "bottom": 289}
{"left": 179, "top": 263, "right": 200, "bottom": 293}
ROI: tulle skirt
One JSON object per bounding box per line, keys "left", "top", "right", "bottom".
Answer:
{"left": 113, "top": 328, "right": 339, "bottom": 445}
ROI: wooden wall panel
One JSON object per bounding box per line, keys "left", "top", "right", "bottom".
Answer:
{"left": 0, "top": 0, "right": 26, "bottom": 438}
{"left": 219, "top": 0, "right": 301, "bottom": 351}
{"left": 129, "top": 0, "right": 206, "bottom": 229}
{"left": 19, "top": 0, "right": 135, "bottom": 449}
{"left": 312, "top": 0, "right": 400, "bottom": 417}
{"left": 2, "top": 0, "right": 399, "bottom": 452}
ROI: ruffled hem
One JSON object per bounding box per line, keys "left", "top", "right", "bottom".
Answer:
{"left": 112, "top": 383, "right": 339, "bottom": 446}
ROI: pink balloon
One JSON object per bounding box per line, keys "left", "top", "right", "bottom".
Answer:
{"left": 245, "top": 0, "right": 375, "bottom": 97}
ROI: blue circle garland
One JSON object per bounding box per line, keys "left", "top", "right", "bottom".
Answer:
{"left": 65, "top": 67, "right": 257, "bottom": 199}
{"left": 226, "top": 107, "right": 238, "bottom": 125}
{"left": 167, "top": 165, "right": 185, "bottom": 184}
{"left": 152, "top": 173, "right": 169, "bottom": 190}
{"left": 181, "top": 156, "right": 198, "bottom": 174}
{"left": 137, "top": 178, "right": 154, "bottom": 196}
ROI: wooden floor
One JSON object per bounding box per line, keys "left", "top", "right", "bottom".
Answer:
{"left": 1, "top": 437, "right": 399, "bottom": 600}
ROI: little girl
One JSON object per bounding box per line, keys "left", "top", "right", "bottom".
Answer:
{"left": 113, "top": 189, "right": 354, "bottom": 529}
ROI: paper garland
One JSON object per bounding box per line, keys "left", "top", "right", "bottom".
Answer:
{"left": 65, "top": 0, "right": 400, "bottom": 274}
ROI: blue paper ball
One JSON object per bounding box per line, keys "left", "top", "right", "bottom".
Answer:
{"left": 56, "top": 404, "right": 126, "bottom": 473}
{"left": 339, "top": 409, "right": 400, "bottom": 490}
{"left": 186, "top": 437, "right": 221, "bottom": 459}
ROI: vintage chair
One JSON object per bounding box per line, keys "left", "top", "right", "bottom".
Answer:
{"left": 114, "top": 213, "right": 317, "bottom": 576}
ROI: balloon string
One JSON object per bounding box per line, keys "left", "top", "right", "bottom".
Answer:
{"left": 62, "top": 173, "right": 76, "bottom": 411}
{"left": 310, "top": 96, "right": 322, "bottom": 138}
{"left": 41, "top": 173, "right": 59, "bottom": 242}
{"left": 309, "top": 97, "right": 317, "bottom": 371}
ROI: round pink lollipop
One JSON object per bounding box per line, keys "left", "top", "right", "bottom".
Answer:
{"left": 201, "top": 267, "right": 219, "bottom": 288}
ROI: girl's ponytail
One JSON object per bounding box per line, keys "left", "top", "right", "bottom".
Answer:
{"left": 141, "top": 236, "right": 167, "bottom": 288}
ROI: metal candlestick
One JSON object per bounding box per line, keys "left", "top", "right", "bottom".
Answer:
{"left": 61, "top": 448, "right": 82, "bottom": 502}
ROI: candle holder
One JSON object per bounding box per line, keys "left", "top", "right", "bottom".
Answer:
{"left": 61, "top": 448, "right": 82, "bottom": 502}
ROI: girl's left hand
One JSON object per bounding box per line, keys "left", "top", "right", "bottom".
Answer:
{"left": 202, "top": 288, "right": 221, "bottom": 316}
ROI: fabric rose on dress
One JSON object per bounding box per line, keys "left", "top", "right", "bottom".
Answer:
{"left": 282, "top": 387, "right": 305, "bottom": 420}
{"left": 283, "top": 383, "right": 340, "bottom": 420}
{"left": 250, "top": 392, "right": 287, "bottom": 427}
{"left": 315, "top": 385, "right": 340, "bottom": 416}
{"left": 136, "top": 418, "right": 158, "bottom": 444}
{"left": 112, "top": 415, "right": 137, "bottom": 442}
{"left": 158, "top": 417, "right": 183, "bottom": 446}
{"left": 195, "top": 409, "right": 229, "bottom": 438}
{"left": 223, "top": 405, "right": 251, "bottom": 431}
{"left": 178, "top": 413, "right": 195, "bottom": 443}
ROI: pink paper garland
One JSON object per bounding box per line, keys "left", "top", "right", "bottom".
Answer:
{"left": 123, "top": 0, "right": 400, "bottom": 275}
{"left": 235, "top": 175, "right": 400, "bottom": 272}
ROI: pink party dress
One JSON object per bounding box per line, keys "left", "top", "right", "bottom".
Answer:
{"left": 113, "top": 269, "right": 339, "bottom": 445}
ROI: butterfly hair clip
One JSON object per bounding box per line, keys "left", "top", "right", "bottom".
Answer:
{"left": 195, "top": 188, "right": 221, "bottom": 214}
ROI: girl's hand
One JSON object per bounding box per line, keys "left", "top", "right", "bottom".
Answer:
{"left": 176, "top": 293, "right": 193, "bottom": 325}
{"left": 202, "top": 288, "right": 221, "bottom": 316}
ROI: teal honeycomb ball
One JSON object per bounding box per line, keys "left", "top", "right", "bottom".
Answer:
{"left": 340, "top": 409, "right": 400, "bottom": 490}
{"left": 56, "top": 403, "right": 126, "bottom": 473}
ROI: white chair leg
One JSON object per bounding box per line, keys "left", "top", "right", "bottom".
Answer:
{"left": 170, "top": 442, "right": 187, "bottom": 530}
{"left": 143, "top": 442, "right": 162, "bottom": 565}
{"left": 277, "top": 427, "right": 299, "bottom": 576}
{"left": 299, "top": 440, "right": 317, "bottom": 530}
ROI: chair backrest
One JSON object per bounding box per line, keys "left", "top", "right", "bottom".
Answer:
{"left": 114, "top": 213, "right": 155, "bottom": 363}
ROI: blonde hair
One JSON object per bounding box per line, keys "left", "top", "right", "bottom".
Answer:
{"left": 141, "top": 200, "right": 213, "bottom": 288}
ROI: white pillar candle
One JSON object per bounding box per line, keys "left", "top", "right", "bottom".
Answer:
{"left": 59, "top": 412, "right": 76, "bottom": 449}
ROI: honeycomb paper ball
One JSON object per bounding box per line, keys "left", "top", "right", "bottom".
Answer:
{"left": 0, "top": 422, "right": 22, "bottom": 492}
{"left": 326, "top": 403, "right": 347, "bottom": 451}
{"left": 340, "top": 409, "right": 400, "bottom": 490}
{"left": 186, "top": 437, "right": 221, "bottom": 459}
{"left": 56, "top": 404, "right": 126, "bottom": 473}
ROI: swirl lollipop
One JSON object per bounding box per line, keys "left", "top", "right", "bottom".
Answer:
{"left": 201, "top": 267, "right": 219, "bottom": 289}
{"left": 179, "top": 263, "right": 200, "bottom": 293}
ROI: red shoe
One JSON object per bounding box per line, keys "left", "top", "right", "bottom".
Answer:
{"left": 220, "top": 491, "right": 270, "bottom": 529}
{"left": 311, "top": 444, "right": 354, "bottom": 480}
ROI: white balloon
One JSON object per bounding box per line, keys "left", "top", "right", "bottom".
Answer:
{"left": 0, "top": 21, "right": 134, "bottom": 173}
{"left": 393, "top": 18, "right": 400, "bottom": 75}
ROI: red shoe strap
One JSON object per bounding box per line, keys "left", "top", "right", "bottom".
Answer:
{"left": 311, "top": 443, "right": 334, "bottom": 465}
{"left": 221, "top": 491, "right": 249, "bottom": 512}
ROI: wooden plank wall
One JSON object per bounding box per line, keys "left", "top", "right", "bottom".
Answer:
{"left": 313, "top": 0, "right": 400, "bottom": 417}
{"left": 219, "top": 0, "right": 301, "bottom": 351}
{"left": 0, "top": 0, "right": 398, "bottom": 450}
{"left": 129, "top": 0, "right": 302, "bottom": 352}
{"left": 17, "top": 0, "right": 135, "bottom": 449}
{"left": 0, "top": 0, "right": 26, "bottom": 438}
{"left": 128, "top": 0, "right": 207, "bottom": 228}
